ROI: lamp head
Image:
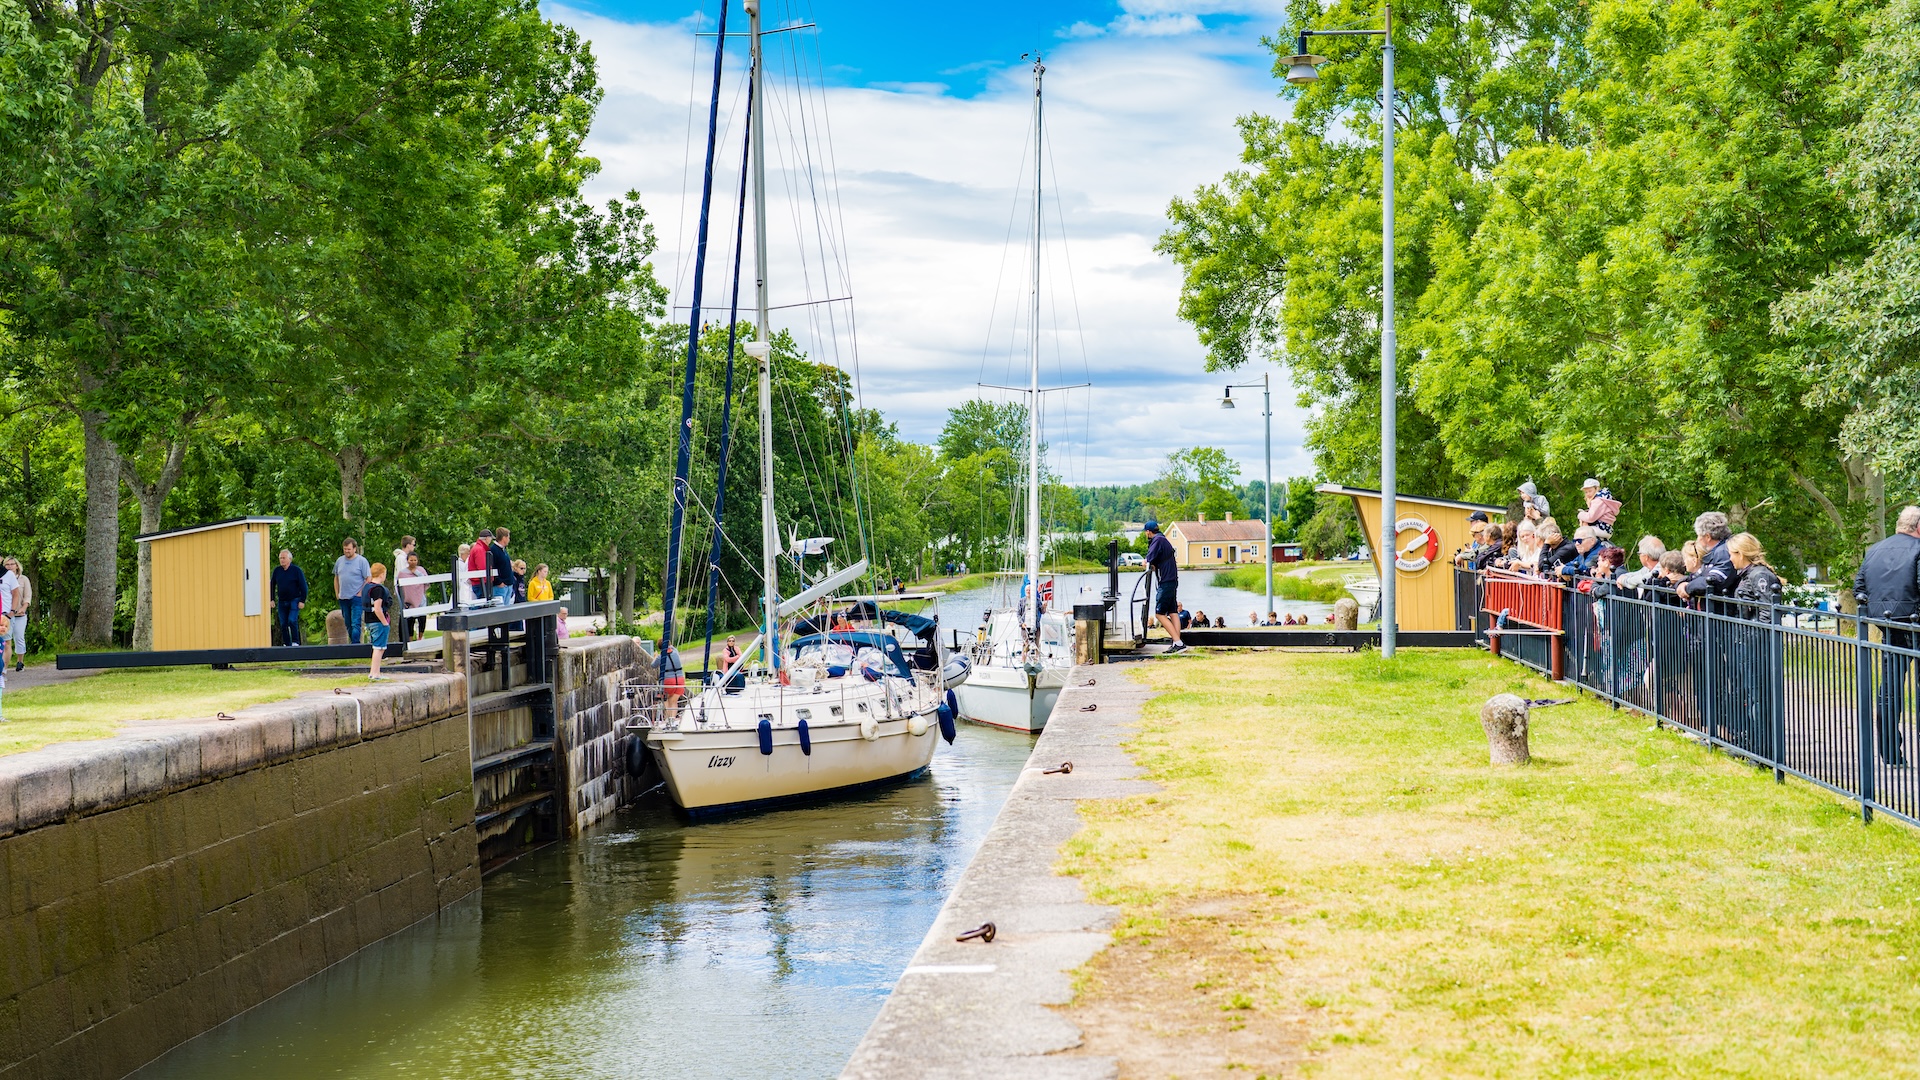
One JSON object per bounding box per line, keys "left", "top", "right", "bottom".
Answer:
{"left": 743, "top": 341, "right": 772, "bottom": 360}
{"left": 1220, "top": 387, "right": 1235, "bottom": 409}
{"left": 1282, "top": 53, "right": 1327, "bottom": 86}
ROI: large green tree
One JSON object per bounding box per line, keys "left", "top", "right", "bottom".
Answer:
{"left": 1161, "top": 0, "right": 1877, "bottom": 574}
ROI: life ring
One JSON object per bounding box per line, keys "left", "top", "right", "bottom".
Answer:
{"left": 1394, "top": 515, "right": 1441, "bottom": 573}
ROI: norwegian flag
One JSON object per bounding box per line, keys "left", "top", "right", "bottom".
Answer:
{"left": 1038, "top": 578, "right": 1055, "bottom": 606}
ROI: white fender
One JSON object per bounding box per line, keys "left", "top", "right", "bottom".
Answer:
{"left": 906, "top": 714, "right": 930, "bottom": 737}
{"left": 860, "top": 716, "right": 879, "bottom": 741}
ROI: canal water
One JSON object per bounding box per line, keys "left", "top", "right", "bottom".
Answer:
{"left": 933, "top": 570, "right": 1341, "bottom": 631}
{"left": 132, "top": 727, "right": 1038, "bottom": 1080}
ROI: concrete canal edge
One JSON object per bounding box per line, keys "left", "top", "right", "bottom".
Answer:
{"left": 0, "top": 634, "right": 652, "bottom": 1080}
{"left": 842, "top": 664, "right": 1158, "bottom": 1080}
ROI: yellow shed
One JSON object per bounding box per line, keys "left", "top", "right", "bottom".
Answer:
{"left": 1317, "top": 486, "right": 1504, "bottom": 632}
{"left": 135, "top": 517, "right": 284, "bottom": 651}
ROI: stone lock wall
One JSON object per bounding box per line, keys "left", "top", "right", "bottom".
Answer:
{"left": 556, "top": 636, "right": 656, "bottom": 834}
{"left": 0, "top": 674, "right": 478, "bottom": 1080}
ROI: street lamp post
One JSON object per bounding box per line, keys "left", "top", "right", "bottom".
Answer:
{"left": 1221, "top": 372, "right": 1273, "bottom": 619}
{"left": 1282, "top": 4, "right": 1398, "bottom": 657}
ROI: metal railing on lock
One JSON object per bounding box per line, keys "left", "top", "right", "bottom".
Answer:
{"left": 1457, "top": 566, "right": 1920, "bottom": 827}
{"left": 388, "top": 566, "right": 500, "bottom": 656}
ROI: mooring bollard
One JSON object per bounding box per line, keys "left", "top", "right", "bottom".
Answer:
{"left": 1479, "top": 693, "right": 1531, "bottom": 765}
{"left": 1073, "top": 603, "right": 1104, "bottom": 665}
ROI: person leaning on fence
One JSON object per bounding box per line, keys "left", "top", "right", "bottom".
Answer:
{"left": 1677, "top": 512, "right": 1736, "bottom": 606}
{"left": 1615, "top": 535, "right": 1667, "bottom": 592}
{"left": 1855, "top": 506, "right": 1920, "bottom": 765}
{"left": 399, "top": 554, "right": 429, "bottom": 639}
{"left": 1556, "top": 526, "right": 1604, "bottom": 582}
{"left": 1725, "top": 533, "right": 1784, "bottom": 756}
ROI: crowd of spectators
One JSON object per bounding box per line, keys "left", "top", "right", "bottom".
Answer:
{"left": 1453, "top": 480, "right": 1785, "bottom": 617}
{"left": 270, "top": 528, "right": 566, "bottom": 681}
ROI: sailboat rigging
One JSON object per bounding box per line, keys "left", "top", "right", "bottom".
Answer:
{"left": 635, "top": 0, "right": 971, "bottom": 816}
{"left": 952, "top": 54, "right": 1083, "bottom": 734}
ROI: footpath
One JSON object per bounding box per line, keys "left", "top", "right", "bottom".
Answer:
{"left": 842, "top": 665, "right": 1156, "bottom": 1080}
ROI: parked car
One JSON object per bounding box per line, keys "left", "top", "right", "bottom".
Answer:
{"left": 1118, "top": 552, "right": 1145, "bottom": 568}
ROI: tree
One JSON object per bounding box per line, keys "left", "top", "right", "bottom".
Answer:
{"left": 1160, "top": 0, "right": 1876, "bottom": 576}
{"left": 1774, "top": 0, "right": 1920, "bottom": 536}
{"left": 937, "top": 399, "right": 1027, "bottom": 462}
{"left": 1148, "top": 447, "right": 1240, "bottom": 522}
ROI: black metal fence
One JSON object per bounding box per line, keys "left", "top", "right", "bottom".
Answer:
{"left": 1458, "top": 567, "right": 1920, "bottom": 826}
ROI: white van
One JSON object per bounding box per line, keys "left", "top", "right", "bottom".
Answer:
{"left": 1118, "top": 552, "right": 1145, "bottom": 568}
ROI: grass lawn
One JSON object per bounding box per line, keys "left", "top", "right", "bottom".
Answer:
{"left": 1212, "top": 564, "right": 1359, "bottom": 603}
{"left": 1059, "top": 648, "right": 1920, "bottom": 1078}
{"left": 1, "top": 667, "right": 369, "bottom": 757}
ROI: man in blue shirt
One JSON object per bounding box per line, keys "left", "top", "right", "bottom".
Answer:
{"left": 1142, "top": 521, "right": 1186, "bottom": 653}
{"left": 332, "top": 538, "right": 371, "bottom": 644}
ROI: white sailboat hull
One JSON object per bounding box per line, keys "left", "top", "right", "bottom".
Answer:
{"left": 954, "top": 661, "right": 1067, "bottom": 733}
{"left": 643, "top": 675, "right": 944, "bottom": 815}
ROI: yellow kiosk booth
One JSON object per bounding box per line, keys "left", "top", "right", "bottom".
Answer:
{"left": 134, "top": 516, "right": 283, "bottom": 650}
{"left": 1316, "top": 486, "right": 1504, "bottom": 632}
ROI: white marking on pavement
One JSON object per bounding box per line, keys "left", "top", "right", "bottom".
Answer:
{"left": 902, "top": 964, "right": 997, "bottom": 975}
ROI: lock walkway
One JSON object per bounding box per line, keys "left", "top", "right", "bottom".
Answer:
{"left": 840, "top": 665, "right": 1159, "bottom": 1080}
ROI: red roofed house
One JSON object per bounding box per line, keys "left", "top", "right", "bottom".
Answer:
{"left": 1166, "top": 514, "right": 1269, "bottom": 567}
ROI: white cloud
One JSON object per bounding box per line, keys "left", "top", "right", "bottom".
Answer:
{"left": 1111, "top": 13, "right": 1205, "bottom": 36}
{"left": 551, "top": 5, "right": 1316, "bottom": 487}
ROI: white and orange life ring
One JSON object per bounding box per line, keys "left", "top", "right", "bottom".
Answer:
{"left": 1394, "top": 516, "right": 1441, "bottom": 573}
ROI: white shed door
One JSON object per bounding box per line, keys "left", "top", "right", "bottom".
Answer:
{"left": 243, "top": 531, "right": 264, "bottom": 616}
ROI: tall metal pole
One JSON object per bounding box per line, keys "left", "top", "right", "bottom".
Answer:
{"left": 1379, "top": 3, "right": 1398, "bottom": 658}
{"left": 1263, "top": 371, "right": 1273, "bottom": 617}
{"left": 1025, "top": 55, "right": 1044, "bottom": 636}
{"left": 748, "top": 0, "right": 778, "bottom": 667}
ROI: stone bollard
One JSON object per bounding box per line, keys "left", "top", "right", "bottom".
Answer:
{"left": 1332, "top": 597, "right": 1359, "bottom": 631}
{"left": 1479, "top": 693, "right": 1531, "bottom": 765}
{"left": 326, "top": 609, "right": 348, "bottom": 645}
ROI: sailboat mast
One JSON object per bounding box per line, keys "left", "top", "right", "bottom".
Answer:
{"left": 748, "top": 0, "right": 778, "bottom": 665}
{"left": 1025, "top": 55, "right": 1045, "bottom": 632}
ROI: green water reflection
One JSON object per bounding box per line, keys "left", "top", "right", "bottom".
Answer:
{"left": 132, "top": 727, "right": 1037, "bottom": 1080}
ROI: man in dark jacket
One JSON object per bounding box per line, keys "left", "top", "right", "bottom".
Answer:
{"left": 1143, "top": 521, "right": 1185, "bottom": 653}
{"left": 271, "top": 549, "right": 308, "bottom": 646}
{"left": 1856, "top": 506, "right": 1920, "bottom": 764}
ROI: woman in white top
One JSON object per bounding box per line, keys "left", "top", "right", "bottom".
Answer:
{"left": 455, "top": 543, "right": 475, "bottom": 606}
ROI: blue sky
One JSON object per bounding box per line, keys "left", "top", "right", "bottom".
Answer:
{"left": 549, "top": 0, "right": 1317, "bottom": 486}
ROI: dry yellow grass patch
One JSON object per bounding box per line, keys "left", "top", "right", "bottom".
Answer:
{"left": 1059, "top": 649, "right": 1920, "bottom": 1078}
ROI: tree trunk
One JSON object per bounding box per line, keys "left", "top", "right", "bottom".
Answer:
{"left": 620, "top": 562, "right": 638, "bottom": 622}
{"left": 118, "top": 438, "right": 190, "bottom": 651}
{"left": 338, "top": 444, "right": 369, "bottom": 523}
{"left": 73, "top": 410, "right": 122, "bottom": 646}
{"left": 605, "top": 547, "right": 619, "bottom": 626}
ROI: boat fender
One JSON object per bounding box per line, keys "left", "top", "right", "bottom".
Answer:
{"left": 861, "top": 665, "right": 882, "bottom": 683}
{"left": 907, "top": 714, "right": 930, "bottom": 737}
{"left": 625, "top": 736, "right": 648, "bottom": 777}
{"left": 757, "top": 717, "right": 774, "bottom": 756}
{"left": 937, "top": 703, "right": 956, "bottom": 744}
{"left": 828, "top": 665, "right": 848, "bottom": 678}
{"left": 797, "top": 718, "right": 812, "bottom": 756}
{"left": 945, "top": 689, "right": 959, "bottom": 717}
{"left": 859, "top": 716, "right": 878, "bottom": 741}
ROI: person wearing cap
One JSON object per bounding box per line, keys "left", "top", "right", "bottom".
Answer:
{"left": 1142, "top": 520, "right": 1186, "bottom": 653}
{"left": 1455, "top": 511, "right": 1501, "bottom": 569}
{"left": 1577, "top": 478, "right": 1620, "bottom": 542}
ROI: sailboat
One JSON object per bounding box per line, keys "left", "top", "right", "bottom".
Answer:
{"left": 952, "top": 56, "right": 1077, "bottom": 735}
{"left": 636, "top": 0, "right": 967, "bottom": 816}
